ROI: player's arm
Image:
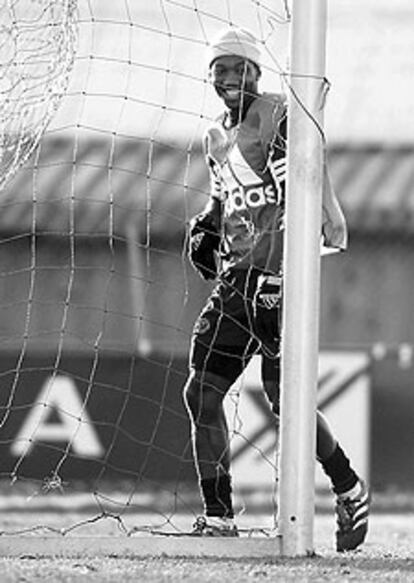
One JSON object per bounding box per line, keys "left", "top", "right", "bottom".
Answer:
{"left": 267, "top": 103, "right": 287, "bottom": 207}
{"left": 266, "top": 100, "right": 347, "bottom": 252}
{"left": 261, "top": 101, "right": 287, "bottom": 278}
{"left": 188, "top": 200, "right": 221, "bottom": 280}
{"left": 188, "top": 125, "right": 225, "bottom": 280}
{"left": 251, "top": 102, "right": 286, "bottom": 352}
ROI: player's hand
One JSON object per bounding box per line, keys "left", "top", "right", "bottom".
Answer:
{"left": 321, "top": 171, "right": 348, "bottom": 251}
{"left": 205, "top": 123, "right": 228, "bottom": 166}
{"left": 253, "top": 273, "right": 282, "bottom": 357}
{"left": 322, "top": 199, "right": 348, "bottom": 251}
{"left": 188, "top": 213, "right": 220, "bottom": 280}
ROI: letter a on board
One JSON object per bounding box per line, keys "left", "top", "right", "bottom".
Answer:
{"left": 11, "top": 375, "right": 104, "bottom": 458}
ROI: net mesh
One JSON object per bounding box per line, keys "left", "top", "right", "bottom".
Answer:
{"left": 0, "top": 0, "right": 77, "bottom": 191}
{"left": 0, "top": 0, "right": 294, "bottom": 537}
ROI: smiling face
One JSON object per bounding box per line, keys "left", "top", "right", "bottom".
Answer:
{"left": 209, "top": 55, "right": 261, "bottom": 111}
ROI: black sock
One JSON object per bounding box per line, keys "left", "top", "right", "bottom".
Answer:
{"left": 200, "top": 474, "right": 234, "bottom": 518}
{"left": 320, "top": 444, "right": 359, "bottom": 495}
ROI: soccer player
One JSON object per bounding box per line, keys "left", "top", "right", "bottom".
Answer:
{"left": 184, "top": 27, "right": 369, "bottom": 551}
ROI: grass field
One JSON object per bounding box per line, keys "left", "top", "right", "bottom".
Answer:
{"left": 0, "top": 508, "right": 413, "bottom": 582}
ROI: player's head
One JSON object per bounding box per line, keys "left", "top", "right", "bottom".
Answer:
{"left": 207, "top": 27, "right": 262, "bottom": 110}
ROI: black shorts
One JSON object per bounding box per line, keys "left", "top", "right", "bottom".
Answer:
{"left": 190, "top": 268, "right": 280, "bottom": 384}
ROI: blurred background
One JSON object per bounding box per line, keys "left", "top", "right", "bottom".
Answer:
{"left": 0, "top": 0, "right": 413, "bottom": 513}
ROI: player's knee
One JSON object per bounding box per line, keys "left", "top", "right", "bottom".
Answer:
{"left": 183, "top": 379, "right": 200, "bottom": 419}
{"left": 183, "top": 370, "right": 229, "bottom": 424}
{"left": 184, "top": 386, "right": 221, "bottom": 425}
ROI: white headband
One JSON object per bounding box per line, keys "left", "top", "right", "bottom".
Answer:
{"left": 207, "top": 27, "right": 262, "bottom": 70}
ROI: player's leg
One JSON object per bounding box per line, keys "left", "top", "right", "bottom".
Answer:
{"left": 262, "top": 359, "right": 355, "bottom": 481}
{"left": 184, "top": 368, "right": 232, "bottom": 481}
{"left": 183, "top": 270, "right": 255, "bottom": 535}
{"left": 261, "top": 356, "right": 369, "bottom": 551}
{"left": 183, "top": 353, "right": 244, "bottom": 535}
{"left": 317, "top": 412, "right": 370, "bottom": 552}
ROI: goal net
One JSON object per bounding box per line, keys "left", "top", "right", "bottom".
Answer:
{"left": 0, "top": 0, "right": 294, "bottom": 540}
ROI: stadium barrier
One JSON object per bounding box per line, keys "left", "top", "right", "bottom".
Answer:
{"left": 0, "top": 346, "right": 411, "bottom": 491}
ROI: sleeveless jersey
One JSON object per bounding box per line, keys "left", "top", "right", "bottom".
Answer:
{"left": 204, "top": 92, "right": 287, "bottom": 274}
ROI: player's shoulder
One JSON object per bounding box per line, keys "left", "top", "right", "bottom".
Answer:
{"left": 261, "top": 92, "right": 287, "bottom": 106}
{"left": 251, "top": 92, "right": 287, "bottom": 118}
{"left": 245, "top": 93, "right": 286, "bottom": 133}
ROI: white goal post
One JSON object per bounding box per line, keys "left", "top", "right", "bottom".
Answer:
{"left": 277, "top": 0, "right": 328, "bottom": 556}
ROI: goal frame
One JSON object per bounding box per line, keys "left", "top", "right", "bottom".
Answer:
{"left": 0, "top": 0, "right": 329, "bottom": 559}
